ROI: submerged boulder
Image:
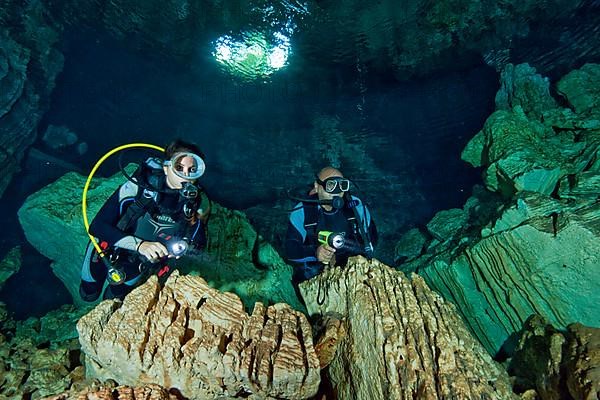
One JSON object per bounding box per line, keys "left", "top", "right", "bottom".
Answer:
{"left": 508, "top": 315, "right": 600, "bottom": 400}
{"left": 300, "top": 258, "right": 517, "bottom": 400}
{"left": 77, "top": 271, "right": 320, "bottom": 399}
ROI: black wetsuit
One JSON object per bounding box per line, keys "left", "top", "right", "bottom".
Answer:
{"left": 284, "top": 194, "right": 377, "bottom": 288}
{"left": 80, "top": 175, "right": 206, "bottom": 301}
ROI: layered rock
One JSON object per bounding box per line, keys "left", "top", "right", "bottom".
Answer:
{"left": 17, "top": 168, "right": 302, "bottom": 310}
{"left": 77, "top": 272, "right": 320, "bottom": 399}
{"left": 0, "top": 2, "right": 64, "bottom": 198}
{"left": 400, "top": 63, "right": 600, "bottom": 355}
{"left": 300, "top": 257, "right": 517, "bottom": 400}
{"left": 508, "top": 315, "right": 600, "bottom": 400}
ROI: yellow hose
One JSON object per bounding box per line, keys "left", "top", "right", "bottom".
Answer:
{"left": 82, "top": 143, "right": 164, "bottom": 255}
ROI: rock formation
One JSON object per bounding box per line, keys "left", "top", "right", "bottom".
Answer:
{"left": 0, "top": 246, "right": 21, "bottom": 290}
{"left": 508, "top": 315, "right": 600, "bottom": 400}
{"left": 77, "top": 271, "right": 320, "bottom": 399}
{"left": 399, "top": 63, "right": 600, "bottom": 355}
{"left": 300, "top": 257, "right": 518, "bottom": 400}
{"left": 0, "top": 1, "right": 64, "bottom": 198}
{"left": 0, "top": 303, "right": 88, "bottom": 399}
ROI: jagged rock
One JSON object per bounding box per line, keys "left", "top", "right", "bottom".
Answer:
{"left": 47, "top": 383, "right": 174, "bottom": 400}
{"left": 0, "top": 306, "right": 84, "bottom": 399}
{"left": 495, "top": 63, "right": 558, "bottom": 120}
{"left": 508, "top": 315, "right": 600, "bottom": 400}
{"left": 556, "top": 63, "right": 600, "bottom": 117}
{"left": 0, "top": 246, "right": 21, "bottom": 290}
{"left": 463, "top": 63, "right": 600, "bottom": 197}
{"left": 0, "top": 3, "right": 64, "bottom": 198}
{"left": 17, "top": 169, "right": 302, "bottom": 310}
{"left": 411, "top": 64, "right": 600, "bottom": 356}
{"left": 16, "top": 304, "right": 90, "bottom": 346}
{"left": 300, "top": 258, "right": 517, "bottom": 400}
{"left": 426, "top": 208, "right": 467, "bottom": 242}
{"left": 565, "top": 323, "right": 600, "bottom": 400}
{"left": 77, "top": 271, "right": 320, "bottom": 399}
{"left": 393, "top": 228, "right": 428, "bottom": 263}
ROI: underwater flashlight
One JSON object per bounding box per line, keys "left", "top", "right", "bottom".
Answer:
{"left": 169, "top": 239, "right": 189, "bottom": 257}
{"left": 318, "top": 231, "right": 346, "bottom": 249}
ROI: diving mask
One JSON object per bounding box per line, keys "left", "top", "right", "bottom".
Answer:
{"left": 164, "top": 152, "right": 205, "bottom": 181}
{"left": 316, "top": 176, "right": 350, "bottom": 194}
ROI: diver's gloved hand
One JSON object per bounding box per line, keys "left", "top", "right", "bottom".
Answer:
{"left": 137, "top": 241, "right": 169, "bottom": 263}
{"left": 316, "top": 244, "right": 336, "bottom": 265}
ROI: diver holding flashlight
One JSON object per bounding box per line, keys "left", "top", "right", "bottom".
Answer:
{"left": 80, "top": 139, "right": 210, "bottom": 301}
{"left": 285, "top": 166, "right": 378, "bottom": 294}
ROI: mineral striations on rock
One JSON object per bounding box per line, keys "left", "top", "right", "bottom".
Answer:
{"left": 77, "top": 271, "right": 320, "bottom": 399}
{"left": 402, "top": 63, "right": 600, "bottom": 356}
{"left": 299, "top": 257, "right": 517, "bottom": 400}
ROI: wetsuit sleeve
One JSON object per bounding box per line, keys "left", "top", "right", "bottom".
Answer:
{"left": 89, "top": 186, "right": 136, "bottom": 246}
{"left": 285, "top": 206, "right": 318, "bottom": 263}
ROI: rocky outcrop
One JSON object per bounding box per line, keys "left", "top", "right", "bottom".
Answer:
{"left": 17, "top": 168, "right": 302, "bottom": 310}
{"left": 77, "top": 271, "right": 320, "bottom": 399}
{"left": 508, "top": 315, "right": 600, "bottom": 400}
{"left": 0, "top": 246, "right": 21, "bottom": 290}
{"left": 299, "top": 257, "right": 517, "bottom": 400}
{"left": 0, "top": 2, "right": 64, "bottom": 198}
{"left": 0, "top": 303, "right": 88, "bottom": 399}
{"left": 47, "top": 383, "right": 175, "bottom": 400}
{"left": 400, "top": 63, "right": 600, "bottom": 356}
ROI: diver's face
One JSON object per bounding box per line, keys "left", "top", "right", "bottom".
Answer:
{"left": 315, "top": 175, "right": 345, "bottom": 203}
{"left": 164, "top": 155, "right": 196, "bottom": 189}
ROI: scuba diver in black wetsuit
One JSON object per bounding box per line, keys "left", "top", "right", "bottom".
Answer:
{"left": 285, "top": 166, "right": 378, "bottom": 297}
{"left": 79, "top": 139, "right": 210, "bottom": 301}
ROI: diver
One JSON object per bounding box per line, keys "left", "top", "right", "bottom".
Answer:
{"left": 79, "top": 139, "right": 209, "bottom": 301}
{"left": 285, "top": 166, "right": 378, "bottom": 293}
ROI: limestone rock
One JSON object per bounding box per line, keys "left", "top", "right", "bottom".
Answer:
{"left": 18, "top": 169, "right": 302, "bottom": 310}
{"left": 46, "top": 383, "right": 174, "bottom": 400}
{"left": 426, "top": 208, "right": 467, "bottom": 242}
{"left": 564, "top": 323, "right": 600, "bottom": 400}
{"left": 0, "top": 307, "right": 84, "bottom": 399}
{"left": 418, "top": 192, "right": 600, "bottom": 355}
{"left": 462, "top": 64, "right": 600, "bottom": 197}
{"left": 495, "top": 63, "right": 558, "bottom": 120}
{"left": 0, "top": 3, "right": 64, "bottom": 198}
{"left": 77, "top": 271, "right": 320, "bottom": 399}
{"left": 394, "top": 228, "right": 428, "bottom": 263}
{"left": 508, "top": 316, "right": 600, "bottom": 400}
{"left": 300, "top": 258, "right": 517, "bottom": 400}
{"left": 0, "top": 246, "right": 21, "bottom": 290}
{"left": 556, "top": 63, "right": 600, "bottom": 117}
